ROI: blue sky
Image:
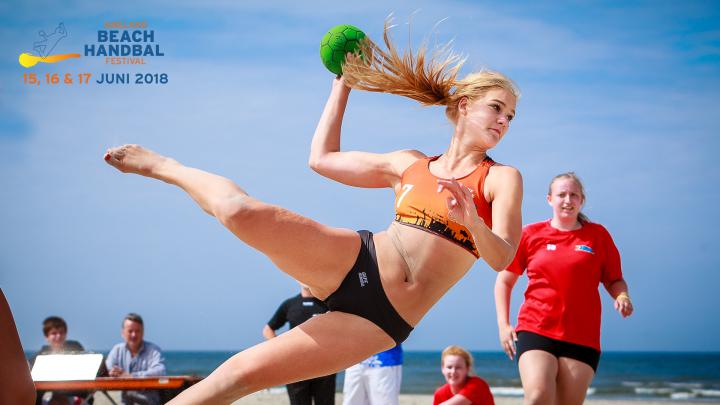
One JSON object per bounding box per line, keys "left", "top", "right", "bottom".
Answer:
{"left": 1, "top": 0, "right": 718, "bottom": 353}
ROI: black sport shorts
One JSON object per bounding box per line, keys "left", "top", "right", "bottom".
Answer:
{"left": 516, "top": 331, "right": 601, "bottom": 372}
{"left": 324, "top": 230, "right": 413, "bottom": 345}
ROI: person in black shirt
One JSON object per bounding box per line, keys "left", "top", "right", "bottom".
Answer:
{"left": 263, "top": 286, "right": 336, "bottom": 405}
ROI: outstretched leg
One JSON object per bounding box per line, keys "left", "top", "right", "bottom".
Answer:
{"left": 105, "top": 145, "right": 359, "bottom": 298}
{"left": 168, "top": 311, "right": 395, "bottom": 404}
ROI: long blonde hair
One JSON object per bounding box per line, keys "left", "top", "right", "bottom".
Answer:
{"left": 342, "top": 19, "right": 520, "bottom": 123}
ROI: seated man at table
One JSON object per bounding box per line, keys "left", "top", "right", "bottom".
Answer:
{"left": 32, "top": 316, "right": 94, "bottom": 405}
{"left": 106, "top": 313, "right": 166, "bottom": 405}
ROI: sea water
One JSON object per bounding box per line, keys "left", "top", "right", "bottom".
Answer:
{"left": 154, "top": 351, "right": 720, "bottom": 401}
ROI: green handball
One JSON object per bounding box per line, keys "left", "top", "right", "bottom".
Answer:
{"left": 320, "top": 24, "right": 366, "bottom": 75}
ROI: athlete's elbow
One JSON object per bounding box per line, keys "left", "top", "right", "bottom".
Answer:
{"left": 488, "top": 251, "right": 515, "bottom": 272}
{"left": 308, "top": 154, "right": 327, "bottom": 174}
{"left": 489, "top": 261, "right": 508, "bottom": 273}
{"left": 309, "top": 155, "right": 338, "bottom": 179}
{"left": 308, "top": 156, "right": 321, "bottom": 173}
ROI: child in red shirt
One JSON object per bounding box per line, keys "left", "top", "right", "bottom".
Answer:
{"left": 433, "top": 345, "right": 494, "bottom": 405}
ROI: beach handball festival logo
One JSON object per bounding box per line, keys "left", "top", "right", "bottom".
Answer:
{"left": 18, "top": 23, "right": 80, "bottom": 68}
{"left": 84, "top": 21, "right": 165, "bottom": 65}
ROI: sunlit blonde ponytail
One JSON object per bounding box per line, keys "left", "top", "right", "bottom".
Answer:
{"left": 342, "top": 18, "right": 520, "bottom": 122}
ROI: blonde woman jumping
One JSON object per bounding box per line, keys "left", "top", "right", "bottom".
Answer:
{"left": 105, "top": 22, "right": 523, "bottom": 404}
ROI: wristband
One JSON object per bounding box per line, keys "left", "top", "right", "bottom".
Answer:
{"left": 616, "top": 292, "right": 631, "bottom": 301}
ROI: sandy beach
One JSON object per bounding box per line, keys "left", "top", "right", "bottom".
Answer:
{"left": 90, "top": 389, "right": 720, "bottom": 404}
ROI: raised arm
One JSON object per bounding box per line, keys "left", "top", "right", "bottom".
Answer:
{"left": 495, "top": 270, "right": 520, "bottom": 360}
{"left": 309, "top": 77, "right": 424, "bottom": 189}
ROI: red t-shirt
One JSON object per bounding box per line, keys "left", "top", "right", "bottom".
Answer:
{"left": 433, "top": 376, "right": 494, "bottom": 405}
{"left": 507, "top": 220, "right": 623, "bottom": 350}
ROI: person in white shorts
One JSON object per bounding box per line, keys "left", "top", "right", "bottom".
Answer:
{"left": 342, "top": 345, "right": 403, "bottom": 405}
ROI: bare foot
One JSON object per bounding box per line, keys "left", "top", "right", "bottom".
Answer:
{"left": 104, "top": 144, "right": 173, "bottom": 177}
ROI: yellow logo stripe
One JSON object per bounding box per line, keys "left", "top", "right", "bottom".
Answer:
{"left": 19, "top": 53, "right": 81, "bottom": 68}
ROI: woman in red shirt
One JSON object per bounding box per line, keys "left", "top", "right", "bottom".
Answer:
{"left": 494, "top": 172, "right": 634, "bottom": 405}
{"left": 433, "top": 346, "right": 494, "bottom": 405}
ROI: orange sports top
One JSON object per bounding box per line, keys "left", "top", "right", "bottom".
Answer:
{"left": 394, "top": 155, "right": 495, "bottom": 258}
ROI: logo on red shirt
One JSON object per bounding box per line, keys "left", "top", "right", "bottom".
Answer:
{"left": 575, "top": 245, "right": 595, "bottom": 254}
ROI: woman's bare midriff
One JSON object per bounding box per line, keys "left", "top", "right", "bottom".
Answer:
{"left": 374, "top": 222, "right": 479, "bottom": 326}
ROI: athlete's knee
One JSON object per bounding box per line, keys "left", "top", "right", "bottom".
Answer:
{"left": 201, "top": 361, "right": 261, "bottom": 402}
{"left": 213, "top": 349, "right": 270, "bottom": 395}
{"left": 555, "top": 391, "right": 587, "bottom": 405}
{"left": 223, "top": 359, "right": 269, "bottom": 396}
{"left": 214, "top": 195, "right": 260, "bottom": 228}
{"left": 523, "top": 385, "right": 554, "bottom": 405}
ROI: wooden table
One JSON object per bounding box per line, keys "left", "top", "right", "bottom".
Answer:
{"left": 35, "top": 376, "right": 202, "bottom": 404}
